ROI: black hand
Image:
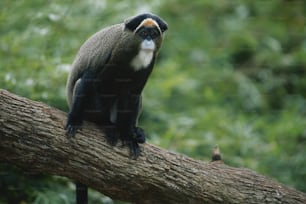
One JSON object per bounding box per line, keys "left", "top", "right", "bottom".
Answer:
{"left": 65, "top": 113, "right": 83, "bottom": 137}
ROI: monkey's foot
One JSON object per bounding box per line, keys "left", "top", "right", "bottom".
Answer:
{"left": 123, "top": 127, "right": 146, "bottom": 158}
{"left": 105, "top": 130, "right": 141, "bottom": 158}
{"left": 124, "top": 127, "right": 146, "bottom": 158}
{"left": 104, "top": 126, "right": 145, "bottom": 159}
{"left": 134, "top": 127, "right": 146, "bottom": 144}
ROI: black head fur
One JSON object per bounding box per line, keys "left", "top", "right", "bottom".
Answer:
{"left": 124, "top": 13, "right": 168, "bottom": 33}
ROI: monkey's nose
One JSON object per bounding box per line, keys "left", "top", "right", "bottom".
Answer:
{"left": 141, "top": 39, "right": 155, "bottom": 51}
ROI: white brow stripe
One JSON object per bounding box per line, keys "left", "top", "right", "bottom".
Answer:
{"left": 134, "top": 18, "right": 161, "bottom": 34}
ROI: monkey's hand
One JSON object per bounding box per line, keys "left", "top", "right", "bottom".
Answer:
{"left": 65, "top": 113, "right": 83, "bottom": 137}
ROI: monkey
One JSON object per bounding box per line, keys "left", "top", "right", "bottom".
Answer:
{"left": 65, "top": 12, "right": 167, "bottom": 155}
{"left": 64, "top": 13, "right": 167, "bottom": 203}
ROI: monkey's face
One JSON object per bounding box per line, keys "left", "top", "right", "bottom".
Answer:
{"left": 135, "top": 24, "right": 160, "bottom": 52}
{"left": 124, "top": 13, "right": 168, "bottom": 53}
{"left": 134, "top": 18, "right": 165, "bottom": 52}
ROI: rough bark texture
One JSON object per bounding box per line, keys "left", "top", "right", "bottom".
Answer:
{"left": 0, "top": 89, "right": 305, "bottom": 204}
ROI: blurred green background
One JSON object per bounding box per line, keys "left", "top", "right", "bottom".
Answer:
{"left": 1, "top": 0, "right": 306, "bottom": 203}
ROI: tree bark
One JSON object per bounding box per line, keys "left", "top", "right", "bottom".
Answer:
{"left": 0, "top": 89, "right": 305, "bottom": 204}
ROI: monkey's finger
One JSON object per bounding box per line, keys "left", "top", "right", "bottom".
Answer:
{"left": 65, "top": 125, "right": 79, "bottom": 138}
{"left": 128, "top": 141, "right": 141, "bottom": 159}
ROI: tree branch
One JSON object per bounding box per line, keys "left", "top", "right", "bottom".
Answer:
{"left": 0, "top": 89, "right": 305, "bottom": 204}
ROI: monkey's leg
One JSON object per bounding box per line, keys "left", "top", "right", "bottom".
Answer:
{"left": 117, "top": 94, "right": 147, "bottom": 158}
{"left": 131, "top": 94, "right": 146, "bottom": 144}
{"left": 65, "top": 71, "right": 95, "bottom": 137}
{"left": 82, "top": 94, "right": 120, "bottom": 146}
{"left": 117, "top": 111, "right": 141, "bottom": 157}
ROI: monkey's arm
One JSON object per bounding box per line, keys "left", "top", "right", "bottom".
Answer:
{"left": 114, "top": 66, "right": 154, "bottom": 157}
{"left": 65, "top": 70, "right": 96, "bottom": 136}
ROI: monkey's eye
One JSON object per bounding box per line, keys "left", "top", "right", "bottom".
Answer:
{"left": 138, "top": 29, "right": 148, "bottom": 38}
{"left": 140, "top": 30, "right": 148, "bottom": 37}
{"left": 137, "top": 27, "right": 160, "bottom": 39}
{"left": 150, "top": 29, "right": 159, "bottom": 39}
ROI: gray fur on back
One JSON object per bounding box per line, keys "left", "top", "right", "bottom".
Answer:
{"left": 66, "top": 24, "right": 124, "bottom": 107}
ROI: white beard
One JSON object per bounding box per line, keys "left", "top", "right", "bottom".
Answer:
{"left": 130, "top": 39, "right": 155, "bottom": 71}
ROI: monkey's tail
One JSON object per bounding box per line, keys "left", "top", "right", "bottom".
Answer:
{"left": 66, "top": 71, "right": 76, "bottom": 108}
{"left": 76, "top": 181, "right": 88, "bottom": 204}
{"left": 66, "top": 65, "right": 82, "bottom": 108}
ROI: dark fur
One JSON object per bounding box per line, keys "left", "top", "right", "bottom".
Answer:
{"left": 125, "top": 13, "right": 168, "bottom": 32}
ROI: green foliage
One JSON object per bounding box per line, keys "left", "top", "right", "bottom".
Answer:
{"left": 1, "top": 0, "right": 306, "bottom": 202}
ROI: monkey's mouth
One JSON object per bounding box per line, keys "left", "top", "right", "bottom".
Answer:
{"left": 141, "top": 39, "right": 155, "bottom": 51}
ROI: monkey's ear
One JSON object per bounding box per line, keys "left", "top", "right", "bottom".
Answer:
{"left": 124, "top": 15, "right": 144, "bottom": 31}
{"left": 155, "top": 17, "right": 168, "bottom": 33}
